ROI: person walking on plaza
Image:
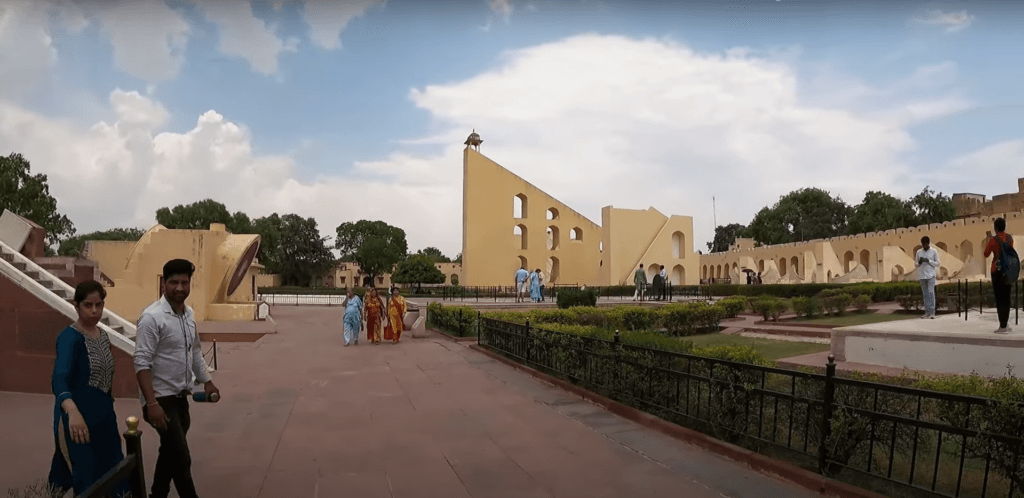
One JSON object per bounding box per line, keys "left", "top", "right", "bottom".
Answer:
{"left": 984, "top": 217, "right": 1016, "bottom": 333}
{"left": 515, "top": 266, "right": 529, "bottom": 303}
{"left": 915, "top": 236, "right": 940, "bottom": 319}
{"left": 633, "top": 264, "right": 648, "bottom": 301}
{"left": 342, "top": 288, "right": 362, "bottom": 346}
{"left": 384, "top": 287, "right": 407, "bottom": 344}
{"left": 48, "top": 280, "right": 130, "bottom": 497}
{"left": 362, "top": 287, "right": 386, "bottom": 344}
{"left": 135, "top": 259, "right": 220, "bottom": 498}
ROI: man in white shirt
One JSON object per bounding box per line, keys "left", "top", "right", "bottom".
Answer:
{"left": 135, "top": 259, "right": 219, "bottom": 498}
{"left": 659, "top": 265, "right": 668, "bottom": 300}
{"left": 514, "top": 267, "right": 529, "bottom": 303}
{"left": 915, "top": 236, "right": 940, "bottom": 319}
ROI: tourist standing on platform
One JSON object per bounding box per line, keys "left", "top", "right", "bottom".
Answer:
{"left": 342, "top": 288, "right": 362, "bottom": 346}
{"left": 538, "top": 270, "right": 546, "bottom": 302}
{"left": 915, "top": 236, "right": 940, "bottom": 319}
{"left": 659, "top": 264, "right": 668, "bottom": 300}
{"left": 529, "top": 269, "right": 542, "bottom": 302}
{"left": 984, "top": 217, "right": 1015, "bottom": 333}
{"left": 633, "top": 264, "right": 647, "bottom": 301}
{"left": 515, "top": 267, "right": 529, "bottom": 303}
{"left": 135, "top": 259, "right": 219, "bottom": 498}
{"left": 363, "top": 287, "right": 386, "bottom": 344}
{"left": 385, "top": 287, "right": 407, "bottom": 344}
{"left": 48, "top": 280, "right": 130, "bottom": 497}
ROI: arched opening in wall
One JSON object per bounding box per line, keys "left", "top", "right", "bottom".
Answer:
{"left": 546, "top": 226, "right": 560, "bottom": 250}
{"left": 790, "top": 256, "right": 799, "bottom": 277}
{"left": 546, "top": 208, "right": 559, "bottom": 220}
{"left": 758, "top": 260, "right": 765, "bottom": 273}
{"left": 731, "top": 262, "right": 738, "bottom": 279}
{"left": 827, "top": 270, "right": 832, "bottom": 282}
{"left": 939, "top": 267, "right": 949, "bottom": 279}
{"left": 325, "top": 275, "right": 334, "bottom": 287}
{"left": 514, "top": 224, "right": 528, "bottom": 250}
{"left": 546, "top": 257, "right": 560, "bottom": 284}
{"left": 673, "top": 265, "right": 685, "bottom": 285}
{"left": 844, "top": 251, "right": 855, "bottom": 273}
{"left": 859, "top": 249, "right": 871, "bottom": 273}
{"left": 599, "top": 241, "right": 603, "bottom": 252}
{"left": 518, "top": 256, "right": 528, "bottom": 272}
{"left": 702, "top": 265, "right": 707, "bottom": 279}
{"left": 672, "top": 231, "right": 685, "bottom": 259}
{"left": 450, "top": 274, "right": 459, "bottom": 285}
{"left": 513, "top": 194, "right": 528, "bottom": 219}
{"left": 960, "top": 240, "right": 974, "bottom": 262}
{"left": 716, "top": 265, "right": 722, "bottom": 279}
{"left": 913, "top": 245, "right": 922, "bottom": 256}
{"left": 570, "top": 227, "right": 583, "bottom": 241}
{"left": 778, "top": 258, "right": 787, "bottom": 277}
{"left": 646, "top": 264, "right": 659, "bottom": 281}
{"left": 936, "top": 242, "right": 947, "bottom": 252}
{"left": 314, "top": 276, "right": 323, "bottom": 287}
{"left": 893, "top": 265, "right": 905, "bottom": 281}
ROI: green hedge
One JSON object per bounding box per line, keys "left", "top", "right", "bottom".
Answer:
{"left": 481, "top": 302, "right": 726, "bottom": 337}
{"left": 426, "top": 302, "right": 478, "bottom": 337}
{"left": 556, "top": 288, "right": 599, "bottom": 308}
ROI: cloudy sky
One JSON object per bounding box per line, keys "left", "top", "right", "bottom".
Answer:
{"left": 1, "top": 0, "right": 1022, "bottom": 258}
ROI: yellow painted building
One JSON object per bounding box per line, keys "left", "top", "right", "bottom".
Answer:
{"left": 86, "top": 223, "right": 261, "bottom": 322}
{"left": 460, "top": 132, "right": 698, "bottom": 287}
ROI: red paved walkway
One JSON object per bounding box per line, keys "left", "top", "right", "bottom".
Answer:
{"left": 3, "top": 307, "right": 822, "bottom": 498}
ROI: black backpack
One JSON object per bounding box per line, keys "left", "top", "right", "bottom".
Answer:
{"left": 995, "top": 235, "right": 1020, "bottom": 284}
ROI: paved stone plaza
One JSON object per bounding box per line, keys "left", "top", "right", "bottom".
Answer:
{"left": 2, "top": 307, "right": 822, "bottom": 498}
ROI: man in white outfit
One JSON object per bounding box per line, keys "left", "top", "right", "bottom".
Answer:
{"left": 915, "top": 236, "right": 940, "bottom": 319}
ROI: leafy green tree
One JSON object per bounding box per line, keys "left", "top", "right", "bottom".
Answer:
{"left": 847, "top": 191, "right": 917, "bottom": 235}
{"left": 155, "top": 199, "right": 252, "bottom": 234}
{"left": 706, "top": 223, "right": 749, "bottom": 253}
{"left": 416, "top": 247, "right": 451, "bottom": 263}
{"left": 58, "top": 228, "right": 146, "bottom": 257}
{"left": 454, "top": 253, "right": 462, "bottom": 264}
{"left": 334, "top": 220, "right": 409, "bottom": 282}
{"left": 251, "top": 214, "right": 283, "bottom": 273}
{"left": 909, "top": 187, "right": 956, "bottom": 226}
{"left": 391, "top": 254, "right": 446, "bottom": 290}
{"left": 747, "top": 188, "right": 850, "bottom": 245}
{"left": 0, "top": 153, "right": 76, "bottom": 248}
{"left": 275, "top": 214, "right": 335, "bottom": 286}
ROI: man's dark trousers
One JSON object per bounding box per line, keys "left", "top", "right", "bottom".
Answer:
{"left": 143, "top": 394, "right": 199, "bottom": 498}
{"left": 992, "top": 270, "right": 1012, "bottom": 329}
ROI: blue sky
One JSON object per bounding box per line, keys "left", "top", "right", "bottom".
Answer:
{"left": 1, "top": 0, "right": 1022, "bottom": 258}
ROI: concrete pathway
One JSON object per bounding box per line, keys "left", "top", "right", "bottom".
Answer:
{"left": 2, "top": 306, "right": 823, "bottom": 498}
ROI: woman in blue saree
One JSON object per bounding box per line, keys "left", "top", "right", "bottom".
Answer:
{"left": 529, "top": 269, "right": 543, "bottom": 302}
{"left": 343, "top": 288, "right": 362, "bottom": 346}
{"left": 48, "top": 280, "right": 129, "bottom": 497}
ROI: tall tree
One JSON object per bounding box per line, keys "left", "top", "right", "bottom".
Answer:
{"left": 58, "top": 228, "right": 146, "bottom": 257}
{"left": 251, "top": 214, "right": 283, "bottom": 274}
{"left": 335, "top": 220, "right": 409, "bottom": 282}
{"left": 747, "top": 188, "right": 850, "bottom": 246}
{"left": 0, "top": 153, "right": 76, "bottom": 247}
{"left": 847, "top": 191, "right": 917, "bottom": 235}
{"left": 391, "top": 254, "right": 446, "bottom": 291}
{"left": 155, "top": 199, "right": 252, "bottom": 234}
{"left": 454, "top": 253, "right": 462, "bottom": 264}
{"left": 706, "top": 223, "right": 749, "bottom": 253}
{"left": 416, "top": 247, "right": 451, "bottom": 263}
{"left": 275, "top": 214, "right": 335, "bottom": 286}
{"left": 909, "top": 187, "right": 956, "bottom": 226}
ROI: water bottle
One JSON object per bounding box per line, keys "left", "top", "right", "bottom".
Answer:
{"left": 192, "top": 391, "right": 220, "bottom": 403}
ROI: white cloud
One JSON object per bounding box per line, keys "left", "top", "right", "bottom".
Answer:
{"left": 913, "top": 10, "right": 975, "bottom": 34}
{"left": 92, "top": 0, "right": 191, "bottom": 81}
{"left": 938, "top": 140, "right": 1024, "bottom": 195}
{"left": 0, "top": 32, "right": 997, "bottom": 257}
{"left": 200, "top": 1, "right": 296, "bottom": 75}
{"left": 301, "top": 0, "right": 382, "bottom": 50}
{"left": 0, "top": 0, "right": 57, "bottom": 99}
{"left": 490, "top": 0, "right": 513, "bottom": 19}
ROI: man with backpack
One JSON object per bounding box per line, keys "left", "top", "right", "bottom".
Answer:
{"left": 983, "top": 217, "right": 1019, "bottom": 334}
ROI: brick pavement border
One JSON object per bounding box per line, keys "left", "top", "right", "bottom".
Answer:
{"left": 467, "top": 343, "right": 889, "bottom": 498}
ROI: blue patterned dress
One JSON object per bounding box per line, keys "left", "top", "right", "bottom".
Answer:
{"left": 48, "top": 325, "right": 129, "bottom": 496}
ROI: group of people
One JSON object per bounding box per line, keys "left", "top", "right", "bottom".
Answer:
{"left": 514, "top": 266, "right": 546, "bottom": 302}
{"left": 341, "top": 286, "right": 407, "bottom": 346}
{"left": 633, "top": 263, "right": 669, "bottom": 301}
{"left": 49, "top": 259, "right": 216, "bottom": 498}
{"left": 915, "top": 216, "right": 1015, "bottom": 333}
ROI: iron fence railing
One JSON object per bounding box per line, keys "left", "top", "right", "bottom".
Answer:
{"left": 77, "top": 417, "right": 146, "bottom": 498}
{"left": 477, "top": 316, "right": 1024, "bottom": 498}
{"left": 953, "top": 279, "right": 1021, "bottom": 325}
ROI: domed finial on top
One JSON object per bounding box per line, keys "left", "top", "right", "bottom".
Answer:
{"left": 464, "top": 129, "right": 483, "bottom": 150}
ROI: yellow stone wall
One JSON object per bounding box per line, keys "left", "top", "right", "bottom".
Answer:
{"left": 87, "top": 223, "right": 261, "bottom": 322}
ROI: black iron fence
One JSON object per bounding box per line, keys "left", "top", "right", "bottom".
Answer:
{"left": 203, "top": 340, "right": 219, "bottom": 371}
{"left": 952, "top": 279, "right": 1021, "bottom": 325}
{"left": 478, "top": 316, "right": 1024, "bottom": 498}
{"left": 77, "top": 417, "right": 146, "bottom": 498}
{"left": 438, "top": 283, "right": 712, "bottom": 302}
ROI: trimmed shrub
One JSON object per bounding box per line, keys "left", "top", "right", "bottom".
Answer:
{"left": 853, "top": 294, "right": 872, "bottom": 313}
{"left": 896, "top": 295, "right": 923, "bottom": 311}
{"left": 426, "top": 302, "right": 478, "bottom": 336}
{"left": 715, "top": 296, "right": 747, "bottom": 318}
{"left": 660, "top": 302, "right": 723, "bottom": 336}
{"left": 556, "top": 288, "right": 599, "bottom": 308}
{"left": 753, "top": 296, "right": 788, "bottom": 322}
{"left": 790, "top": 297, "right": 823, "bottom": 318}
{"left": 821, "top": 292, "right": 854, "bottom": 316}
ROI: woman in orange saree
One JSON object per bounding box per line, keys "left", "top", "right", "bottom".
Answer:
{"left": 384, "top": 287, "right": 407, "bottom": 344}
{"left": 362, "top": 287, "right": 386, "bottom": 344}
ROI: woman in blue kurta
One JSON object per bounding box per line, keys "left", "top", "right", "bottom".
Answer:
{"left": 343, "top": 288, "right": 362, "bottom": 346}
{"left": 48, "top": 280, "right": 129, "bottom": 497}
{"left": 529, "top": 269, "right": 542, "bottom": 302}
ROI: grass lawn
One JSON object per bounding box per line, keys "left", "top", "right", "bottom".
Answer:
{"left": 683, "top": 334, "right": 829, "bottom": 360}
{"left": 788, "top": 312, "right": 919, "bottom": 327}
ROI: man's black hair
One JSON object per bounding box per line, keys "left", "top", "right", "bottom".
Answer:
{"left": 921, "top": 236, "right": 930, "bottom": 244}
{"left": 163, "top": 259, "right": 195, "bottom": 280}
{"left": 995, "top": 217, "right": 1007, "bottom": 232}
